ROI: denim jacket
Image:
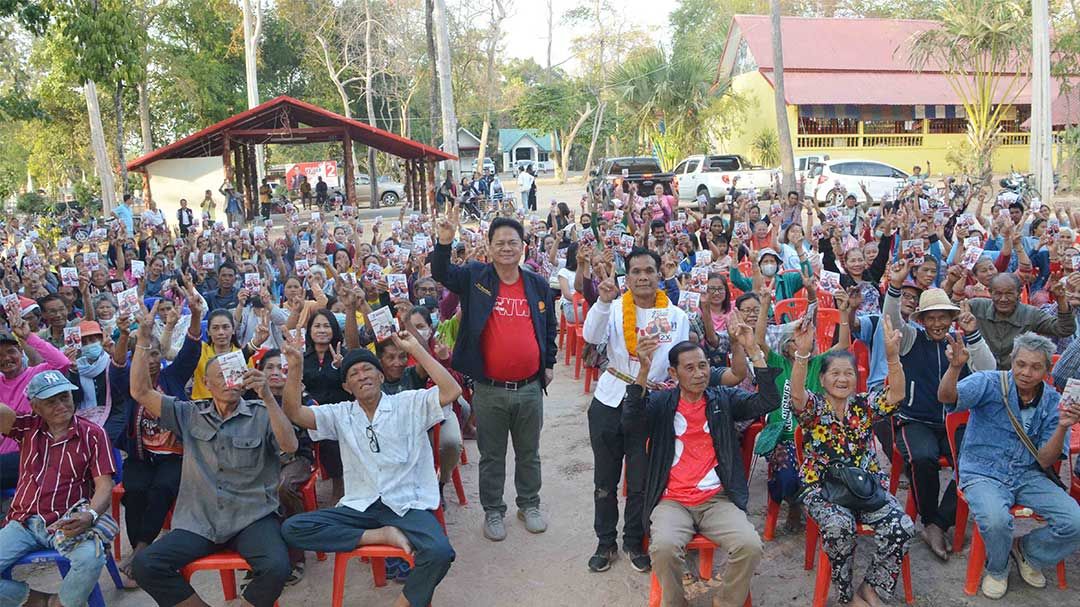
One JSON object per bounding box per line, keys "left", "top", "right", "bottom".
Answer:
{"left": 948, "top": 370, "right": 1068, "bottom": 490}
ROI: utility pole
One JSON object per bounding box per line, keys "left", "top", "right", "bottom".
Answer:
{"left": 1031, "top": 0, "right": 1053, "bottom": 202}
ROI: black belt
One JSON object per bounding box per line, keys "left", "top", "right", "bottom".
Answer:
{"left": 481, "top": 375, "right": 539, "bottom": 391}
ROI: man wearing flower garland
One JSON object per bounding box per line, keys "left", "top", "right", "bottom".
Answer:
{"left": 582, "top": 247, "right": 748, "bottom": 574}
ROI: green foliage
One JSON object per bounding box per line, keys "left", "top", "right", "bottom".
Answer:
{"left": 669, "top": 0, "right": 766, "bottom": 64}
{"left": 608, "top": 47, "right": 730, "bottom": 170}
{"left": 751, "top": 129, "right": 779, "bottom": 167}
{"left": 15, "top": 189, "right": 47, "bottom": 213}
{"left": 0, "top": 0, "right": 48, "bottom": 34}
{"left": 51, "top": 0, "right": 146, "bottom": 86}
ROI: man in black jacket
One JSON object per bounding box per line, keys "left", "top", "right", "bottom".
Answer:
{"left": 623, "top": 333, "right": 780, "bottom": 607}
{"left": 431, "top": 207, "right": 556, "bottom": 543}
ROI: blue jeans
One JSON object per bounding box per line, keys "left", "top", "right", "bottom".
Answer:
{"left": 282, "top": 501, "right": 453, "bottom": 607}
{"left": 962, "top": 469, "right": 1080, "bottom": 578}
{"left": 0, "top": 517, "right": 106, "bottom": 607}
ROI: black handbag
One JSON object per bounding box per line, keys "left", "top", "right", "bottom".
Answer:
{"left": 822, "top": 463, "right": 888, "bottom": 512}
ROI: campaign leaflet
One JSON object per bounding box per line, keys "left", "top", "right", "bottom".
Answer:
{"left": 364, "top": 263, "right": 383, "bottom": 283}
{"left": 294, "top": 259, "right": 310, "bottom": 277}
{"left": 217, "top": 350, "right": 248, "bottom": 389}
{"left": 901, "top": 239, "right": 925, "bottom": 265}
{"left": 63, "top": 326, "right": 81, "bottom": 350}
{"left": 819, "top": 270, "right": 842, "bottom": 294}
{"left": 961, "top": 246, "right": 984, "bottom": 271}
{"left": 734, "top": 222, "right": 751, "bottom": 241}
{"left": 130, "top": 260, "right": 146, "bottom": 279}
{"left": 387, "top": 274, "right": 409, "bottom": 300}
{"left": 689, "top": 267, "right": 709, "bottom": 293}
{"left": 368, "top": 306, "right": 398, "bottom": 342}
{"left": 1063, "top": 378, "right": 1080, "bottom": 406}
{"left": 640, "top": 310, "right": 674, "bottom": 344}
{"left": 60, "top": 267, "right": 79, "bottom": 287}
{"left": 696, "top": 250, "right": 712, "bottom": 267}
{"left": 680, "top": 291, "right": 700, "bottom": 314}
{"left": 244, "top": 273, "right": 262, "bottom": 291}
{"left": 85, "top": 252, "right": 100, "bottom": 272}
{"left": 118, "top": 287, "right": 141, "bottom": 319}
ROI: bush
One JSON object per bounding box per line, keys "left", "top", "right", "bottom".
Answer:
{"left": 751, "top": 130, "right": 780, "bottom": 168}
{"left": 15, "top": 191, "right": 49, "bottom": 214}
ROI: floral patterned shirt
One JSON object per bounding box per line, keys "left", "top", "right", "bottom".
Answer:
{"left": 795, "top": 387, "right": 897, "bottom": 491}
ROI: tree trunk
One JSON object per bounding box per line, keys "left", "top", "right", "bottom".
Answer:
{"left": 138, "top": 79, "right": 153, "bottom": 154}
{"left": 582, "top": 0, "right": 605, "bottom": 184}
{"left": 85, "top": 81, "right": 116, "bottom": 214}
{"left": 1031, "top": 0, "right": 1053, "bottom": 201}
{"left": 560, "top": 103, "right": 594, "bottom": 184}
{"left": 242, "top": 0, "right": 264, "bottom": 182}
{"left": 114, "top": 81, "right": 128, "bottom": 197}
{"left": 769, "top": 0, "right": 796, "bottom": 193}
{"left": 477, "top": 0, "right": 505, "bottom": 176}
{"left": 365, "top": 0, "right": 380, "bottom": 208}
{"left": 432, "top": 0, "right": 460, "bottom": 182}
{"left": 426, "top": 0, "right": 440, "bottom": 148}
{"left": 314, "top": 32, "right": 361, "bottom": 184}
{"left": 545, "top": 0, "right": 553, "bottom": 83}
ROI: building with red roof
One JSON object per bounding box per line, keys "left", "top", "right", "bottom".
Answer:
{"left": 715, "top": 15, "right": 1071, "bottom": 176}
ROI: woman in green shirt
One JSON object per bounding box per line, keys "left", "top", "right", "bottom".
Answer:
{"left": 753, "top": 287, "right": 853, "bottom": 530}
{"left": 731, "top": 247, "right": 812, "bottom": 306}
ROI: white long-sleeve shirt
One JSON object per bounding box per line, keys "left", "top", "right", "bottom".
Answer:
{"left": 583, "top": 296, "right": 690, "bottom": 407}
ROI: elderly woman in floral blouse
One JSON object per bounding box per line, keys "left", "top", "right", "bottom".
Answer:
{"left": 789, "top": 314, "right": 913, "bottom": 607}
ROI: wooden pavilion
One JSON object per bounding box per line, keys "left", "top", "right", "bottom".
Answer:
{"left": 126, "top": 96, "right": 455, "bottom": 216}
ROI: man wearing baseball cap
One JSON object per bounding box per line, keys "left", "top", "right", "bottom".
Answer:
{"left": 0, "top": 317, "right": 73, "bottom": 495}
{"left": 279, "top": 329, "right": 463, "bottom": 607}
{"left": 0, "top": 369, "right": 116, "bottom": 607}
{"left": 884, "top": 283, "right": 996, "bottom": 560}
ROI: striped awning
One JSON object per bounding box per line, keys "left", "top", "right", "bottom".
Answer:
{"left": 797, "top": 105, "right": 967, "bottom": 120}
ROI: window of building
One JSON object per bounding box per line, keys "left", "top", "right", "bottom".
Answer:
{"left": 538, "top": 151, "right": 550, "bottom": 162}
{"left": 798, "top": 117, "right": 858, "bottom": 135}
{"left": 733, "top": 40, "right": 757, "bottom": 77}
{"left": 863, "top": 120, "right": 922, "bottom": 134}
{"left": 927, "top": 118, "right": 967, "bottom": 134}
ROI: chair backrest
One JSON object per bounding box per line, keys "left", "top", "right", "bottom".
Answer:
{"left": 1048, "top": 353, "right": 1062, "bottom": 389}
{"left": 571, "top": 291, "right": 589, "bottom": 324}
{"left": 793, "top": 426, "right": 805, "bottom": 463}
{"left": 815, "top": 308, "right": 841, "bottom": 353}
{"left": 816, "top": 291, "right": 835, "bottom": 310}
{"left": 773, "top": 297, "right": 808, "bottom": 325}
{"left": 112, "top": 448, "right": 124, "bottom": 482}
{"left": 850, "top": 339, "right": 870, "bottom": 392}
{"left": 945, "top": 410, "right": 970, "bottom": 484}
{"left": 737, "top": 260, "right": 753, "bottom": 276}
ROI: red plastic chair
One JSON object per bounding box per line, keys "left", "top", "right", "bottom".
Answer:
{"left": 850, "top": 340, "right": 869, "bottom": 393}
{"left": 563, "top": 292, "right": 587, "bottom": 366}
{"left": 329, "top": 425, "right": 448, "bottom": 606}
{"left": 947, "top": 411, "right": 1067, "bottom": 594}
{"left": 772, "top": 297, "right": 808, "bottom": 325}
{"left": 794, "top": 428, "right": 915, "bottom": 606}
{"left": 888, "top": 444, "right": 951, "bottom": 519}
{"left": 180, "top": 551, "right": 279, "bottom": 607}
{"left": 570, "top": 294, "right": 591, "bottom": 380}
{"left": 815, "top": 291, "right": 835, "bottom": 310}
{"left": 299, "top": 466, "right": 328, "bottom": 562}
{"left": 111, "top": 484, "right": 174, "bottom": 559}
{"left": 583, "top": 364, "right": 599, "bottom": 394}
{"left": 814, "top": 308, "right": 841, "bottom": 353}
{"left": 646, "top": 535, "right": 753, "bottom": 607}
{"left": 737, "top": 259, "right": 753, "bottom": 276}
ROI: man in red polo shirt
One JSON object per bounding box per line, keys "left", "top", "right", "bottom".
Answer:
{"left": 0, "top": 370, "right": 115, "bottom": 607}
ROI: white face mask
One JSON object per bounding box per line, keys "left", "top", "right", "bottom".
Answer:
{"left": 417, "top": 327, "right": 432, "bottom": 341}
{"left": 760, "top": 263, "right": 778, "bottom": 277}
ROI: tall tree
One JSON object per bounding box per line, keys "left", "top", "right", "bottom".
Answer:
{"left": 426, "top": 0, "right": 439, "bottom": 147}
{"left": 513, "top": 82, "right": 594, "bottom": 183}
{"left": 364, "top": 0, "right": 379, "bottom": 206}
{"left": 432, "top": 0, "right": 459, "bottom": 181}
{"left": 1031, "top": 0, "right": 1052, "bottom": 201}
{"left": 241, "top": 0, "right": 264, "bottom": 181}
{"left": 476, "top": 0, "right": 506, "bottom": 172}
{"left": 770, "top": 0, "right": 795, "bottom": 192}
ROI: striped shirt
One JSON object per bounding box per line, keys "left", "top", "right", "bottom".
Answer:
{"left": 4, "top": 414, "right": 115, "bottom": 526}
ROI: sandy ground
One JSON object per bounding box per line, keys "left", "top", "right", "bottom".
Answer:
{"left": 7, "top": 175, "right": 1080, "bottom": 605}
{"left": 8, "top": 358, "right": 1080, "bottom": 607}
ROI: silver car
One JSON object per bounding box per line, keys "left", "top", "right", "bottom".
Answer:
{"left": 354, "top": 174, "right": 405, "bottom": 206}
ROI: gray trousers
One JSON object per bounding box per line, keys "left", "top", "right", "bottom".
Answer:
{"left": 472, "top": 380, "right": 543, "bottom": 514}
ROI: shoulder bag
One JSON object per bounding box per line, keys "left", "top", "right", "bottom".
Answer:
{"left": 997, "top": 372, "right": 1067, "bottom": 490}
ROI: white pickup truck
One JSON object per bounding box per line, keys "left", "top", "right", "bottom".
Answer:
{"left": 673, "top": 154, "right": 777, "bottom": 212}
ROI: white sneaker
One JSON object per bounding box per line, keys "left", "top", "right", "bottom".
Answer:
{"left": 981, "top": 573, "right": 1008, "bottom": 599}
{"left": 1011, "top": 541, "right": 1047, "bottom": 588}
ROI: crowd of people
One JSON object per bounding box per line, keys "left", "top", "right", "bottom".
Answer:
{"left": 0, "top": 164, "right": 1079, "bottom": 607}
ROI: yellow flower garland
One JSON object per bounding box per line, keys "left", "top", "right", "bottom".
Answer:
{"left": 623, "top": 289, "right": 671, "bottom": 358}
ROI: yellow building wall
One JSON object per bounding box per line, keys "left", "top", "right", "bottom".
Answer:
{"left": 719, "top": 70, "right": 1050, "bottom": 175}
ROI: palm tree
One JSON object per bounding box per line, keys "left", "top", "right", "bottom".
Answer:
{"left": 908, "top": 0, "right": 1031, "bottom": 186}
{"left": 609, "top": 48, "right": 730, "bottom": 170}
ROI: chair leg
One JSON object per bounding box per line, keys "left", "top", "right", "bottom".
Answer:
{"left": 804, "top": 518, "right": 819, "bottom": 571}
{"left": 371, "top": 557, "right": 388, "bottom": 587}
{"left": 460, "top": 448, "right": 468, "bottom": 465}
{"left": 763, "top": 499, "right": 780, "bottom": 541}
{"left": 220, "top": 569, "right": 238, "bottom": 601}
{"left": 901, "top": 553, "right": 914, "bottom": 604}
{"left": 331, "top": 554, "right": 348, "bottom": 607}
{"left": 86, "top": 583, "right": 107, "bottom": 607}
{"left": 953, "top": 496, "right": 969, "bottom": 553}
{"left": 452, "top": 466, "right": 468, "bottom": 505}
{"left": 963, "top": 527, "right": 986, "bottom": 596}
{"left": 111, "top": 495, "right": 122, "bottom": 559}
{"left": 812, "top": 546, "right": 831, "bottom": 607}
{"left": 574, "top": 337, "right": 583, "bottom": 380}
{"left": 648, "top": 572, "right": 662, "bottom": 607}
{"left": 697, "top": 548, "right": 714, "bottom": 580}
{"left": 905, "top": 489, "right": 917, "bottom": 520}
{"left": 1056, "top": 560, "right": 1067, "bottom": 589}
{"left": 743, "top": 592, "right": 752, "bottom": 607}
{"left": 105, "top": 554, "right": 125, "bottom": 589}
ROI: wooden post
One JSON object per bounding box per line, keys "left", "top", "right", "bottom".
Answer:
{"left": 248, "top": 143, "right": 259, "bottom": 220}
{"left": 404, "top": 160, "right": 415, "bottom": 209}
{"left": 343, "top": 129, "right": 356, "bottom": 207}
{"left": 240, "top": 144, "right": 253, "bottom": 220}
{"left": 140, "top": 171, "right": 152, "bottom": 206}
{"left": 418, "top": 159, "right": 428, "bottom": 215}
{"left": 425, "top": 158, "right": 437, "bottom": 216}
{"left": 222, "top": 132, "right": 233, "bottom": 186}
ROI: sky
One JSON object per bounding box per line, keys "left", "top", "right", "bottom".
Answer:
{"left": 498, "top": 0, "right": 677, "bottom": 74}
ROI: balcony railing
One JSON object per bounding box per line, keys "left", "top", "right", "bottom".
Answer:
{"left": 796, "top": 132, "right": 1033, "bottom": 149}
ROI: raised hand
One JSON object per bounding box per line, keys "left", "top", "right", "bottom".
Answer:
{"left": 957, "top": 300, "right": 977, "bottom": 333}
{"left": 436, "top": 205, "right": 460, "bottom": 245}
{"left": 882, "top": 314, "right": 902, "bottom": 360}
{"left": 793, "top": 318, "right": 815, "bottom": 355}
{"left": 888, "top": 259, "right": 909, "bottom": 288}
{"left": 597, "top": 275, "right": 620, "bottom": 303}
{"left": 390, "top": 329, "right": 422, "bottom": 355}
{"left": 282, "top": 328, "right": 304, "bottom": 364}
{"left": 636, "top": 334, "right": 659, "bottom": 369}
{"left": 330, "top": 342, "right": 344, "bottom": 368}
{"left": 944, "top": 333, "right": 969, "bottom": 368}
